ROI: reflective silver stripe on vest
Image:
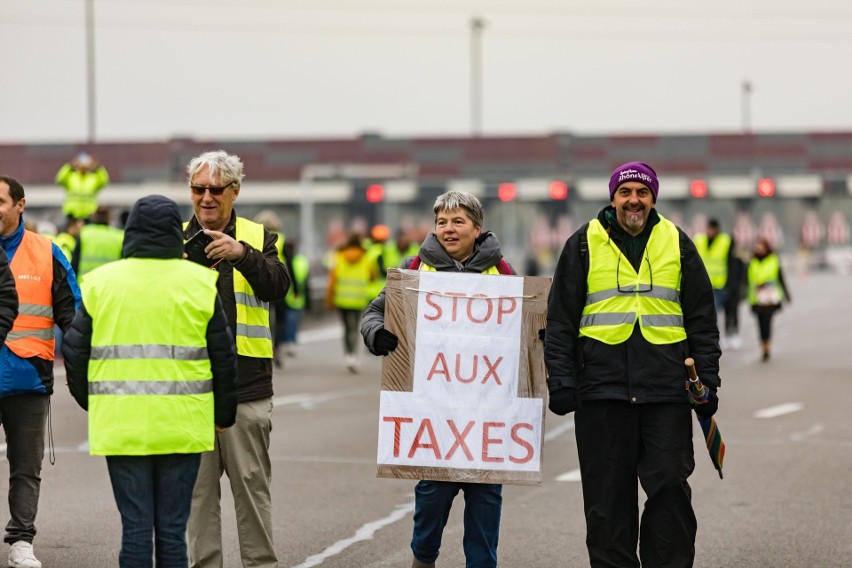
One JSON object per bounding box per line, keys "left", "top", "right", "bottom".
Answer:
{"left": 89, "top": 379, "right": 213, "bottom": 396}
{"left": 18, "top": 303, "right": 54, "bottom": 318}
{"left": 586, "top": 286, "right": 680, "bottom": 305}
{"left": 236, "top": 323, "right": 273, "bottom": 340}
{"left": 580, "top": 312, "right": 636, "bottom": 327}
{"left": 90, "top": 345, "right": 208, "bottom": 361}
{"left": 641, "top": 314, "right": 684, "bottom": 328}
{"left": 234, "top": 292, "right": 269, "bottom": 310}
{"left": 6, "top": 328, "right": 55, "bottom": 341}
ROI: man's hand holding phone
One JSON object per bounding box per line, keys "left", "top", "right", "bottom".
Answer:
{"left": 184, "top": 229, "right": 245, "bottom": 268}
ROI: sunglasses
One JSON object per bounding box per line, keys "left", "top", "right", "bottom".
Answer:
{"left": 190, "top": 181, "right": 235, "bottom": 196}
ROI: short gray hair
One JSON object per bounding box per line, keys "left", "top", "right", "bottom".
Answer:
{"left": 433, "top": 191, "right": 484, "bottom": 228}
{"left": 186, "top": 150, "right": 245, "bottom": 186}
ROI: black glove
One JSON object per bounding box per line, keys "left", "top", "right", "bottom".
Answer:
{"left": 548, "top": 387, "right": 579, "bottom": 416}
{"left": 373, "top": 328, "right": 399, "bottom": 356}
{"left": 538, "top": 328, "right": 546, "bottom": 342}
{"left": 693, "top": 388, "right": 719, "bottom": 419}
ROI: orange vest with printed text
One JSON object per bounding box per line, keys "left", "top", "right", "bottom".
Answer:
{"left": 7, "top": 231, "right": 55, "bottom": 360}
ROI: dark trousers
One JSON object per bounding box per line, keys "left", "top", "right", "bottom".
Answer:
{"left": 338, "top": 308, "right": 362, "bottom": 355}
{"left": 411, "top": 480, "right": 502, "bottom": 568}
{"left": 752, "top": 306, "right": 778, "bottom": 342}
{"left": 0, "top": 394, "right": 49, "bottom": 545}
{"left": 107, "top": 453, "right": 201, "bottom": 568}
{"left": 575, "top": 401, "right": 697, "bottom": 568}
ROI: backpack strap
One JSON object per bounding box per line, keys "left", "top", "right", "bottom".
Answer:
{"left": 496, "top": 258, "right": 513, "bottom": 275}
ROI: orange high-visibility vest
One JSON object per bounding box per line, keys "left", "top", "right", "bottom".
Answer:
{"left": 7, "top": 231, "right": 55, "bottom": 360}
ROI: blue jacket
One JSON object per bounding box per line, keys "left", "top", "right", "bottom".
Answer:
{"left": 0, "top": 218, "right": 81, "bottom": 397}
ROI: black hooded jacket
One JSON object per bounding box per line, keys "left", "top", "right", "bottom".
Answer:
{"left": 0, "top": 247, "right": 18, "bottom": 347}
{"left": 361, "top": 231, "right": 515, "bottom": 355}
{"left": 62, "top": 195, "right": 238, "bottom": 428}
{"left": 544, "top": 206, "right": 721, "bottom": 404}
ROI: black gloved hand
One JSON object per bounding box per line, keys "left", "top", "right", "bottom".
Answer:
{"left": 538, "top": 328, "right": 546, "bottom": 342}
{"left": 694, "top": 388, "right": 719, "bottom": 419}
{"left": 373, "top": 328, "right": 399, "bottom": 356}
{"left": 548, "top": 387, "right": 579, "bottom": 416}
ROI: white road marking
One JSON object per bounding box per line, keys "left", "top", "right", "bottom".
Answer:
{"left": 272, "top": 386, "right": 374, "bottom": 410}
{"left": 790, "top": 423, "right": 823, "bottom": 441}
{"left": 291, "top": 499, "right": 416, "bottom": 568}
{"left": 298, "top": 325, "right": 343, "bottom": 344}
{"left": 544, "top": 416, "right": 575, "bottom": 442}
{"left": 555, "top": 468, "right": 582, "bottom": 482}
{"left": 754, "top": 402, "right": 804, "bottom": 419}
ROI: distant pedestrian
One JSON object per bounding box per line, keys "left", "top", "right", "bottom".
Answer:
{"left": 747, "top": 237, "right": 791, "bottom": 362}
{"left": 326, "top": 232, "right": 376, "bottom": 373}
{"left": 55, "top": 152, "right": 109, "bottom": 220}
{"left": 62, "top": 195, "right": 238, "bottom": 568}
{"left": 695, "top": 218, "right": 744, "bottom": 349}
{"left": 72, "top": 205, "right": 123, "bottom": 282}
{"left": 282, "top": 240, "right": 310, "bottom": 357}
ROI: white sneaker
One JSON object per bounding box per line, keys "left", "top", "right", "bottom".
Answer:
{"left": 728, "top": 334, "right": 742, "bottom": 350}
{"left": 345, "top": 354, "right": 359, "bottom": 374}
{"left": 9, "top": 541, "right": 41, "bottom": 568}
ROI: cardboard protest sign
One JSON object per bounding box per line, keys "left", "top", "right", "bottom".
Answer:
{"left": 376, "top": 268, "right": 551, "bottom": 486}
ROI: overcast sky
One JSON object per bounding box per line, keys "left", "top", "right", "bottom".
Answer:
{"left": 3, "top": 0, "right": 851, "bottom": 144}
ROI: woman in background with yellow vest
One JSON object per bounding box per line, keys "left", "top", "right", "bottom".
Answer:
{"left": 544, "top": 162, "right": 721, "bottom": 567}
{"left": 326, "top": 232, "right": 377, "bottom": 373}
{"left": 360, "top": 191, "right": 515, "bottom": 568}
{"left": 747, "top": 237, "right": 791, "bottom": 362}
{"left": 62, "top": 195, "right": 238, "bottom": 568}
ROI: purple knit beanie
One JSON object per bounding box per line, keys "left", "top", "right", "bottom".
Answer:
{"left": 608, "top": 162, "right": 659, "bottom": 201}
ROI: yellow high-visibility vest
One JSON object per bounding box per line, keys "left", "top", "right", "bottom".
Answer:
{"left": 694, "top": 232, "right": 731, "bottom": 289}
{"left": 83, "top": 257, "right": 218, "bottom": 456}
{"left": 581, "top": 216, "right": 686, "bottom": 345}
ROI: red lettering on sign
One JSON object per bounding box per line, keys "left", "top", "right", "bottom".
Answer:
{"left": 409, "top": 418, "right": 441, "bottom": 459}
{"left": 427, "top": 353, "right": 450, "bottom": 381}
{"left": 509, "top": 423, "right": 534, "bottom": 464}
{"left": 497, "top": 296, "right": 517, "bottom": 324}
{"left": 445, "top": 420, "right": 475, "bottom": 460}
{"left": 422, "top": 292, "right": 518, "bottom": 324}
{"left": 482, "top": 422, "right": 506, "bottom": 463}
{"left": 383, "top": 416, "right": 414, "bottom": 457}
{"left": 482, "top": 356, "right": 502, "bottom": 384}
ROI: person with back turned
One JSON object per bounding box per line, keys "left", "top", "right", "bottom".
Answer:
{"left": 544, "top": 162, "right": 721, "bottom": 567}
{"left": 62, "top": 195, "right": 238, "bottom": 567}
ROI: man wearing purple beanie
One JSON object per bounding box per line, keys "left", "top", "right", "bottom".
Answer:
{"left": 544, "top": 161, "right": 721, "bottom": 566}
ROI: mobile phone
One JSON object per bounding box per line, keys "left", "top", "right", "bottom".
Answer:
{"left": 184, "top": 230, "right": 216, "bottom": 267}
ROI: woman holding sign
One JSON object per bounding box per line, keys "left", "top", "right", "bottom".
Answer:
{"left": 361, "top": 191, "right": 515, "bottom": 568}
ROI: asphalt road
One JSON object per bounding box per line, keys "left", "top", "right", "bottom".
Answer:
{"left": 2, "top": 271, "right": 851, "bottom": 567}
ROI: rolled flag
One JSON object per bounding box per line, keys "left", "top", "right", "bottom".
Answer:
{"left": 685, "top": 358, "right": 726, "bottom": 479}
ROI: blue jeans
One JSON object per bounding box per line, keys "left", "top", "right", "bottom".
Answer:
{"left": 107, "top": 454, "right": 201, "bottom": 568}
{"left": 283, "top": 307, "right": 302, "bottom": 344}
{"left": 411, "top": 480, "right": 502, "bottom": 568}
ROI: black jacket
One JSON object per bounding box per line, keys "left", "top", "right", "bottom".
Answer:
{"left": 184, "top": 212, "right": 289, "bottom": 403}
{"left": 544, "top": 207, "right": 721, "bottom": 404}
{"left": 361, "top": 231, "right": 514, "bottom": 354}
{"left": 62, "top": 195, "right": 239, "bottom": 427}
{"left": 0, "top": 247, "right": 17, "bottom": 347}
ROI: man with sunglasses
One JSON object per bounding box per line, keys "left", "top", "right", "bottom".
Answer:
{"left": 544, "top": 162, "right": 721, "bottom": 567}
{"left": 183, "top": 151, "right": 289, "bottom": 568}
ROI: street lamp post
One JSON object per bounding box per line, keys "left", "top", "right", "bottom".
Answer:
{"left": 470, "top": 16, "right": 486, "bottom": 136}
{"left": 85, "top": 0, "right": 97, "bottom": 142}
{"left": 741, "top": 79, "right": 752, "bottom": 134}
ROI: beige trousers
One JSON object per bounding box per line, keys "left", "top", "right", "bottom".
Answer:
{"left": 188, "top": 398, "right": 278, "bottom": 568}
